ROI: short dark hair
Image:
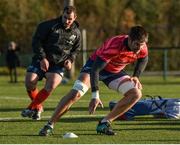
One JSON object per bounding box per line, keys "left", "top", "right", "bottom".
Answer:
{"left": 63, "top": 6, "right": 77, "bottom": 16}
{"left": 129, "top": 26, "right": 148, "bottom": 42}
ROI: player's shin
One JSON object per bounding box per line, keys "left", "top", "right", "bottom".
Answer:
{"left": 28, "top": 88, "right": 50, "bottom": 110}
{"left": 27, "top": 88, "right": 39, "bottom": 100}
{"left": 49, "top": 89, "right": 82, "bottom": 124}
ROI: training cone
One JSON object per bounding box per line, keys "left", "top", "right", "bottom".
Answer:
{"left": 63, "top": 132, "right": 78, "bottom": 138}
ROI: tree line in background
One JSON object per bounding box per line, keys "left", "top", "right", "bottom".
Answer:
{"left": 0, "top": 0, "right": 180, "bottom": 70}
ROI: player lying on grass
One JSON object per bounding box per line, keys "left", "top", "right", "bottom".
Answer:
{"left": 38, "top": 25, "right": 149, "bottom": 135}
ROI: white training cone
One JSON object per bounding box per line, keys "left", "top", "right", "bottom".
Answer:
{"left": 63, "top": 132, "right": 78, "bottom": 138}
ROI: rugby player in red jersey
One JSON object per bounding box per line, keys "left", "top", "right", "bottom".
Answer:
{"left": 39, "top": 26, "right": 149, "bottom": 136}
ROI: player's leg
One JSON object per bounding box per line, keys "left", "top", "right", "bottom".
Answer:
{"left": 39, "top": 72, "right": 90, "bottom": 136}
{"left": 21, "top": 59, "right": 46, "bottom": 118}
{"left": 14, "top": 67, "right": 17, "bottom": 83}
{"left": 28, "top": 72, "right": 62, "bottom": 109}
{"left": 22, "top": 63, "right": 63, "bottom": 120}
{"left": 104, "top": 89, "right": 141, "bottom": 122}
{"left": 28, "top": 72, "right": 63, "bottom": 120}
{"left": 39, "top": 59, "right": 93, "bottom": 136}
{"left": 9, "top": 67, "right": 13, "bottom": 83}
{"left": 50, "top": 72, "right": 90, "bottom": 124}
{"left": 25, "top": 72, "right": 39, "bottom": 100}
{"left": 21, "top": 72, "right": 40, "bottom": 118}
{"left": 97, "top": 75, "right": 142, "bottom": 135}
{"left": 28, "top": 65, "right": 64, "bottom": 110}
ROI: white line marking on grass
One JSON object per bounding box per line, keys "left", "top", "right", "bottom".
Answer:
{"left": 0, "top": 96, "right": 88, "bottom": 103}
{"left": 0, "top": 96, "right": 28, "bottom": 100}
{"left": 0, "top": 114, "right": 105, "bottom": 121}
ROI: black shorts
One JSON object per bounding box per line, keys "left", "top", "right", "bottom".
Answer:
{"left": 80, "top": 58, "right": 128, "bottom": 86}
{"left": 27, "top": 60, "right": 64, "bottom": 80}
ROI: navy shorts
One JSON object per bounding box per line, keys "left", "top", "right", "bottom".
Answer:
{"left": 80, "top": 59, "right": 128, "bottom": 86}
{"left": 27, "top": 60, "right": 64, "bottom": 80}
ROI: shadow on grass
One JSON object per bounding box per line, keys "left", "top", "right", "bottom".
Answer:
{"left": 130, "top": 139, "right": 180, "bottom": 142}
{"left": 116, "top": 121, "right": 180, "bottom": 126}
{"left": 118, "top": 127, "right": 180, "bottom": 131}
{"left": 0, "top": 132, "right": 98, "bottom": 137}
{"left": 1, "top": 116, "right": 180, "bottom": 128}
{"left": 0, "top": 134, "right": 40, "bottom": 137}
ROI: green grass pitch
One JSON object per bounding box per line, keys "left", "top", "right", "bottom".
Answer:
{"left": 0, "top": 75, "right": 180, "bottom": 144}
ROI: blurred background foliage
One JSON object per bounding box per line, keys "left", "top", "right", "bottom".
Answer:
{"left": 0, "top": 0, "right": 180, "bottom": 70}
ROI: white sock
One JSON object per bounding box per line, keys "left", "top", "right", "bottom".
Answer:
{"left": 47, "top": 121, "right": 54, "bottom": 128}
{"left": 101, "top": 118, "right": 110, "bottom": 123}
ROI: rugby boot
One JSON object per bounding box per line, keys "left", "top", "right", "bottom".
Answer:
{"left": 21, "top": 108, "right": 35, "bottom": 118}
{"left": 39, "top": 124, "right": 53, "bottom": 136}
{"left": 96, "top": 121, "right": 116, "bottom": 135}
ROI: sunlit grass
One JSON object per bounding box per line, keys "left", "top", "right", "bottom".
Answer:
{"left": 0, "top": 75, "right": 180, "bottom": 144}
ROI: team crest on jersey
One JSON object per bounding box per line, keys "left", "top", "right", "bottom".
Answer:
{"left": 70, "top": 35, "right": 76, "bottom": 41}
{"left": 67, "top": 34, "right": 76, "bottom": 45}
{"left": 54, "top": 29, "right": 59, "bottom": 33}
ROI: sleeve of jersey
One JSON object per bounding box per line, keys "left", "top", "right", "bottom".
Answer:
{"left": 96, "top": 38, "right": 120, "bottom": 62}
{"left": 138, "top": 45, "right": 148, "bottom": 58}
{"left": 32, "top": 22, "right": 50, "bottom": 60}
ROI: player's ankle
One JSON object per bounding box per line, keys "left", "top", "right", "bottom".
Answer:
{"left": 47, "top": 121, "right": 54, "bottom": 129}
{"left": 101, "top": 118, "right": 111, "bottom": 124}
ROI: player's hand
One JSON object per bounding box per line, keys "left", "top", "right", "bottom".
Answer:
{"left": 40, "top": 58, "right": 49, "bottom": 72}
{"left": 64, "top": 59, "right": 72, "bottom": 70}
{"left": 131, "top": 76, "right": 142, "bottom": 89}
{"left": 88, "top": 98, "right": 104, "bottom": 114}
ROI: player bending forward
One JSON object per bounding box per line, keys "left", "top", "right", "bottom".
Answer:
{"left": 39, "top": 26, "right": 149, "bottom": 135}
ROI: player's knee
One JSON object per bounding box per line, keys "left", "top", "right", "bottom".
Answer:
{"left": 72, "top": 80, "right": 89, "bottom": 97}
{"left": 25, "top": 79, "right": 36, "bottom": 90}
{"left": 44, "top": 85, "right": 56, "bottom": 93}
{"left": 135, "top": 89, "right": 142, "bottom": 100}
{"left": 125, "top": 88, "right": 142, "bottom": 101}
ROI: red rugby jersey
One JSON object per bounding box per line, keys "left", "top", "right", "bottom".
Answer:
{"left": 90, "top": 35, "right": 148, "bottom": 73}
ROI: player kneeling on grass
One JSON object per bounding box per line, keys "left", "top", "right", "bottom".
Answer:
{"left": 39, "top": 26, "right": 149, "bottom": 136}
